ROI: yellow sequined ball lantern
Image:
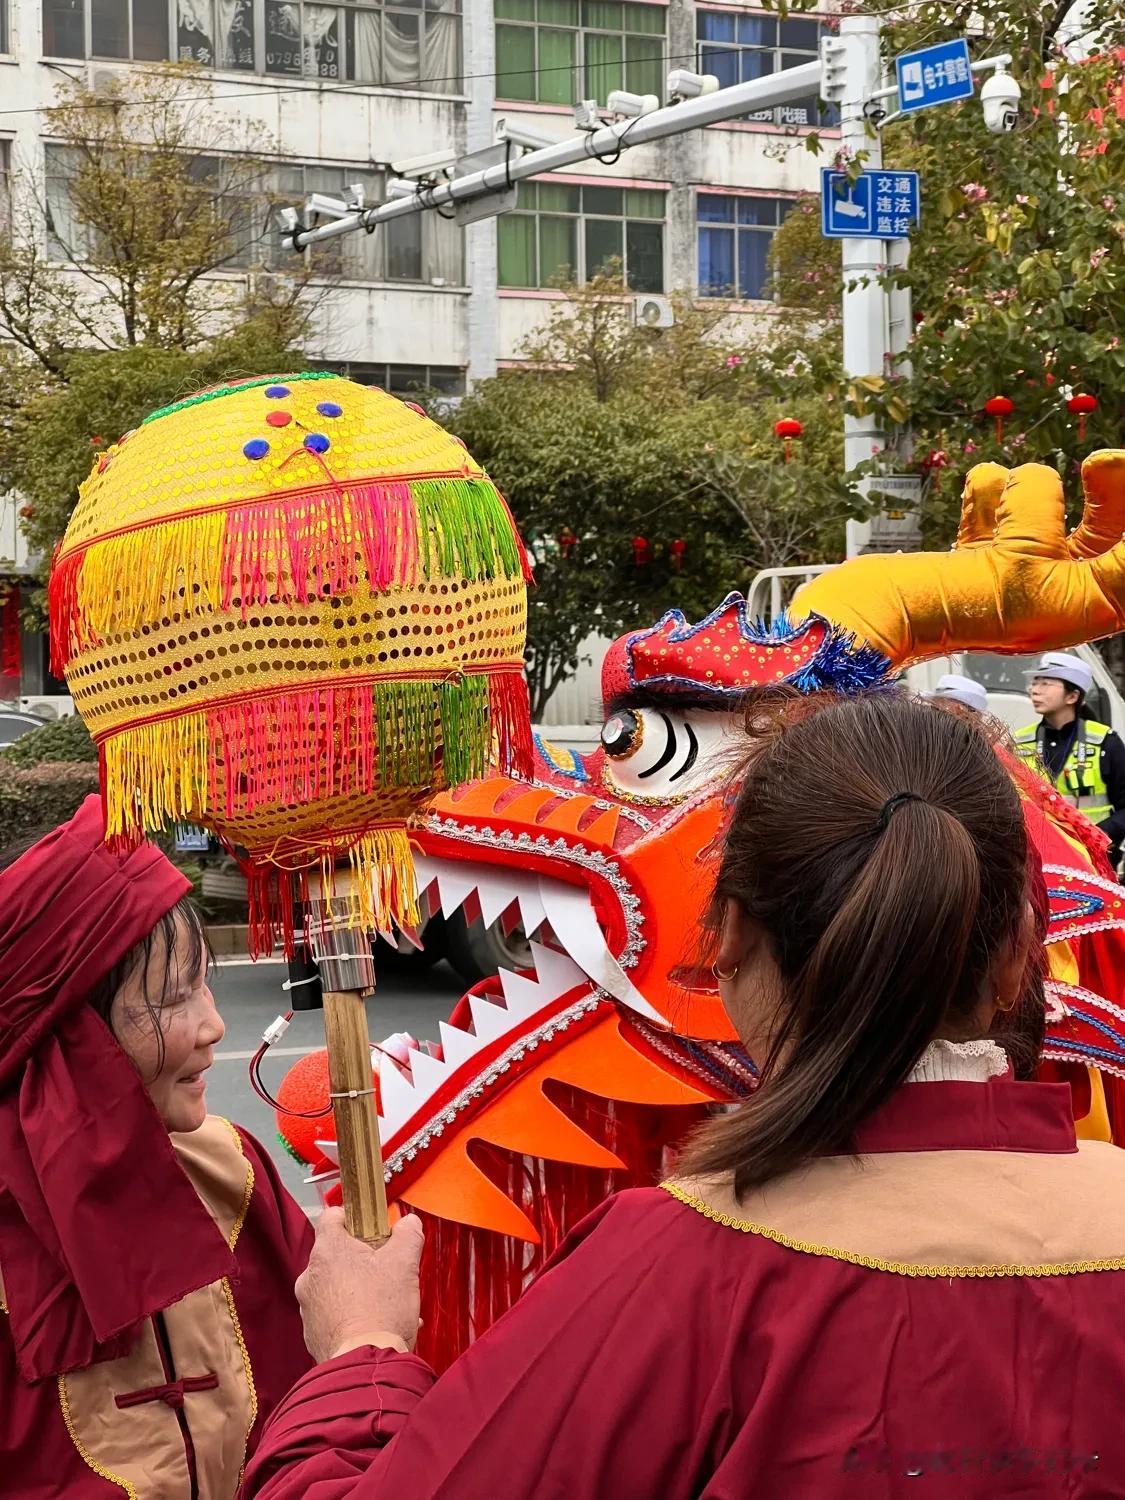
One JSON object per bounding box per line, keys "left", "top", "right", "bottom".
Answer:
{"left": 49, "top": 373, "right": 533, "bottom": 951}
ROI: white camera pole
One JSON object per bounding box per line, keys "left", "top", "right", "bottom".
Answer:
{"left": 284, "top": 61, "right": 824, "bottom": 251}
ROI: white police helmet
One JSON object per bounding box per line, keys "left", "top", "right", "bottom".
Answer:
{"left": 928, "top": 674, "right": 988, "bottom": 713}
{"left": 1027, "top": 651, "right": 1094, "bottom": 697}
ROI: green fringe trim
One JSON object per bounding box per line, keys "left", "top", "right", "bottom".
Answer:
{"left": 276, "top": 1131, "right": 311, "bottom": 1167}
{"left": 374, "top": 675, "right": 492, "bottom": 789}
{"left": 413, "top": 479, "right": 525, "bottom": 581}
{"left": 142, "top": 372, "right": 334, "bottom": 427}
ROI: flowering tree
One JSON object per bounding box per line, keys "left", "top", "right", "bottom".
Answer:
{"left": 768, "top": 0, "right": 1123, "bottom": 541}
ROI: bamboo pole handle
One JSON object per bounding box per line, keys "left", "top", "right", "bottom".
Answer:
{"left": 322, "top": 988, "right": 390, "bottom": 1245}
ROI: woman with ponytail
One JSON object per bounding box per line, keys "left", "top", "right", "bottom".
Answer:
{"left": 244, "top": 692, "right": 1125, "bottom": 1500}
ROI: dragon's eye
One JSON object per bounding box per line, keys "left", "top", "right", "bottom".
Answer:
{"left": 600, "top": 707, "right": 735, "bottom": 802}
{"left": 601, "top": 709, "right": 643, "bottom": 760}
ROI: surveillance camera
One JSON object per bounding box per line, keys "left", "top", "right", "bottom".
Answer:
{"left": 277, "top": 206, "right": 301, "bottom": 235}
{"left": 980, "top": 68, "right": 1020, "bottom": 134}
{"left": 494, "top": 117, "right": 564, "bottom": 151}
{"left": 606, "top": 89, "right": 660, "bottom": 119}
{"left": 667, "top": 69, "right": 719, "bottom": 102}
{"left": 385, "top": 178, "right": 420, "bottom": 199}
{"left": 573, "top": 99, "right": 602, "bottom": 131}
{"left": 305, "top": 192, "right": 351, "bottom": 220}
{"left": 393, "top": 148, "right": 459, "bottom": 181}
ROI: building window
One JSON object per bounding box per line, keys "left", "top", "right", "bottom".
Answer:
{"left": 177, "top": 0, "right": 256, "bottom": 68}
{"left": 495, "top": 0, "right": 664, "bottom": 107}
{"left": 265, "top": 164, "right": 462, "bottom": 282}
{"left": 43, "top": 0, "right": 171, "bottom": 59}
{"left": 43, "top": 0, "right": 462, "bottom": 90}
{"left": 499, "top": 180, "right": 664, "bottom": 290}
{"left": 697, "top": 193, "right": 792, "bottom": 301}
{"left": 1, "top": 0, "right": 8, "bottom": 51}
{"left": 696, "top": 10, "right": 838, "bottom": 128}
{"left": 316, "top": 361, "right": 467, "bottom": 396}
{"left": 0, "top": 141, "right": 10, "bottom": 231}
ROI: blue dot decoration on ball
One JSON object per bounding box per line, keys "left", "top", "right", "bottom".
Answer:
{"left": 316, "top": 401, "right": 343, "bottom": 419}
{"left": 304, "top": 432, "right": 330, "bottom": 454}
{"left": 243, "top": 438, "right": 270, "bottom": 460}
{"left": 265, "top": 384, "right": 291, "bottom": 399}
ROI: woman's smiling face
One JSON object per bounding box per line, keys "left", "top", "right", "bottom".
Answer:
{"left": 109, "top": 910, "right": 225, "bottom": 1134}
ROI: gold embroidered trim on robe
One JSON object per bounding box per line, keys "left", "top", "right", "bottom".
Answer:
{"left": 664, "top": 1138, "right": 1125, "bottom": 1278}
{"left": 56, "top": 1115, "right": 258, "bottom": 1499}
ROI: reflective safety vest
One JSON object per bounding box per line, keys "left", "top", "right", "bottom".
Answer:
{"left": 1014, "top": 719, "right": 1112, "bottom": 822}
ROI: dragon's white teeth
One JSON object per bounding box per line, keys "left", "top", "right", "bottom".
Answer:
{"left": 527, "top": 940, "right": 587, "bottom": 997}
{"left": 539, "top": 879, "right": 666, "bottom": 1025}
{"left": 407, "top": 1049, "right": 449, "bottom": 1096}
{"left": 313, "top": 1138, "right": 340, "bottom": 1167}
{"left": 468, "top": 993, "right": 514, "bottom": 1044}
{"left": 515, "top": 885, "right": 547, "bottom": 937}
{"left": 439, "top": 1019, "right": 480, "bottom": 1069}
{"left": 435, "top": 866, "right": 480, "bottom": 918}
{"left": 376, "top": 1057, "right": 418, "bottom": 1122}
{"left": 498, "top": 967, "right": 546, "bottom": 1017}
{"left": 475, "top": 873, "right": 524, "bottom": 929}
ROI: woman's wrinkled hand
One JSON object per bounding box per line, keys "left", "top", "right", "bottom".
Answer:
{"left": 295, "top": 1207, "right": 424, "bottom": 1364}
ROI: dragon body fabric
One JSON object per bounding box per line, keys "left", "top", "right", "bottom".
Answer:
{"left": 277, "top": 452, "right": 1125, "bottom": 1370}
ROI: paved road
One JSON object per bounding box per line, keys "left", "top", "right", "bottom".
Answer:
{"left": 207, "top": 955, "right": 465, "bottom": 1212}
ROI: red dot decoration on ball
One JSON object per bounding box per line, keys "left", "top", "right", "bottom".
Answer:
{"left": 266, "top": 410, "right": 292, "bottom": 428}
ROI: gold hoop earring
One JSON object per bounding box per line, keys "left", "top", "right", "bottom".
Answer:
{"left": 712, "top": 961, "right": 739, "bottom": 983}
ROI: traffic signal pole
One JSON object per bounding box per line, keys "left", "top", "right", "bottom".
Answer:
{"left": 835, "top": 14, "right": 890, "bottom": 557}
{"left": 285, "top": 61, "right": 824, "bottom": 252}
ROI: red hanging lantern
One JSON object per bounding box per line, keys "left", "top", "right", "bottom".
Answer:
{"left": 983, "top": 395, "right": 1014, "bottom": 441}
{"left": 632, "top": 535, "right": 651, "bottom": 567}
{"left": 774, "top": 416, "right": 803, "bottom": 463}
{"left": 668, "top": 538, "right": 686, "bottom": 571}
{"left": 557, "top": 525, "right": 577, "bottom": 560}
{"left": 1067, "top": 392, "right": 1098, "bottom": 441}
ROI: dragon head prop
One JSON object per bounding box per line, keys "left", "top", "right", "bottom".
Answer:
{"left": 278, "top": 451, "right": 1125, "bottom": 1366}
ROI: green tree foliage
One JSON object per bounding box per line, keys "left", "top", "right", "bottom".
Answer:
{"left": 5, "top": 329, "right": 302, "bottom": 607}
{"left": 0, "top": 65, "right": 311, "bottom": 614}
{"left": 0, "top": 761, "right": 101, "bottom": 843}
{"left": 768, "top": 0, "right": 1124, "bottom": 542}
{"left": 0, "top": 712, "right": 96, "bottom": 767}
{"left": 450, "top": 272, "right": 856, "bottom": 717}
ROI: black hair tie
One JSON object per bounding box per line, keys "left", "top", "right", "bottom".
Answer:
{"left": 877, "top": 791, "right": 925, "bottom": 830}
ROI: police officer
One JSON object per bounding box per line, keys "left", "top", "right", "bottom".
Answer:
{"left": 928, "top": 673, "right": 989, "bottom": 713}
{"left": 1015, "top": 651, "right": 1125, "bottom": 863}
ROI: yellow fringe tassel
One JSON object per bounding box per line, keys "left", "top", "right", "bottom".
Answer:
{"left": 76, "top": 509, "right": 228, "bottom": 648}
{"left": 307, "top": 829, "right": 421, "bottom": 936}
{"left": 102, "top": 712, "right": 212, "bottom": 839}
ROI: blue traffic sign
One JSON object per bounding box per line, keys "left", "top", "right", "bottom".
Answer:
{"left": 821, "top": 169, "right": 920, "bottom": 240}
{"left": 895, "top": 38, "right": 973, "bottom": 113}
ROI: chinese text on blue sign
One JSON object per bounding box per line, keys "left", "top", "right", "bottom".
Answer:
{"left": 895, "top": 38, "right": 973, "bottom": 114}
{"left": 821, "top": 169, "right": 920, "bottom": 240}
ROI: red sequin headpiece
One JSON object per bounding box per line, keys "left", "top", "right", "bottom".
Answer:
{"left": 601, "top": 592, "right": 888, "bottom": 707}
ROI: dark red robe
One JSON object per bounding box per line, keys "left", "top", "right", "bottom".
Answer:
{"left": 244, "top": 1076, "right": 1125, "bottom": 1498}
{"left": 0, "top": 1118, "right": 313, "bottom": 1499}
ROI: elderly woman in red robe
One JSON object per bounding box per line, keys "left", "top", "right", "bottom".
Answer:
{"left": 0, "top": 796, "right": 313, "bottom": 1497}
{"left": 244, "top": 692, "right": 1125, "bottom": 1498}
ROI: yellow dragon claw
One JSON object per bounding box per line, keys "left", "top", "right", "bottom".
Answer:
{"left": 792, "top": 450, "right": 1125, "bottom": 667}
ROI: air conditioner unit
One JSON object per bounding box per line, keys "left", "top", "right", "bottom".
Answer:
{"left": 19, "top": 694, "right": 76, "bottom": 720}
{"left": 86, "top": 64, "right": 125, "bottom": 94}
{"left": 634, "top": 294, "right": 674, "bottom": 329}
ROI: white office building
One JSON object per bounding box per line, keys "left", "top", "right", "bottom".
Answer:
{"left": 0, "top": 0, "right": 836, "bottom": 702}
